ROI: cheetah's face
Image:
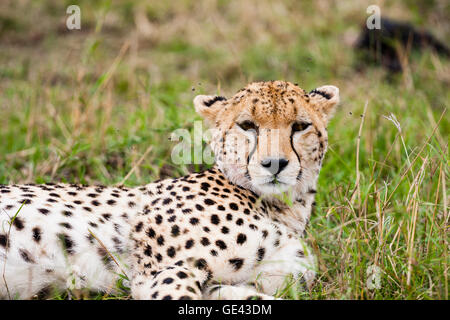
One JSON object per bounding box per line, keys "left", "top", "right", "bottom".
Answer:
{"left": 194, "top": 81, "right": 339, "bottom": 196}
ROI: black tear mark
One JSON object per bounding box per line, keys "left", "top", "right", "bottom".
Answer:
{"left": 204, "top": 96, "right": 226, "bottom": 107}
{"left": 309, "top": 89, "right": 332, "bottom": 99}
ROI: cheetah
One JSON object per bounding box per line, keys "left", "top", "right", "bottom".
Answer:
{"left": 0, "top": 80, "right": 339, "bottom": 300}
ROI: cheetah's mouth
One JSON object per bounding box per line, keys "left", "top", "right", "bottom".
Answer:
{"left": 254, "top": 175, "right": 295, "bottom": 194}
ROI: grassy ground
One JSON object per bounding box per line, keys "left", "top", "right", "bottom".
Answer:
{"left": 0, "top": 0, "right": 448, "bottom": 300}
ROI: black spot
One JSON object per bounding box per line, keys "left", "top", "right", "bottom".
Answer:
{"left": 229, "top": 258, "right": 244, "bottom": 270}
{"left": 157, "top": 236, "right": 165, "bottom": 246}
{"left": 236, "top": 218, "right": 244, "bottom": 226}
{"left": 204, "top": 198, "right": 215, "bottom": 206}
{"left": 135, "top": 222, "right": 144, "bottom": 232}
{"left": 107, "top": 199, "right": 116, "bottom": 206}
{"left": 59, "top": 222, "right": 72, "bottom": 229}
{"left": 147, "top": 227, "right": 156, "bottom": 238}
{"left": 257, "top": 247, "right": 265, "bottom": 261}
{"left": 195, "top": 204, "right": 204, "bottom": 211}
{"left": 19, "top": 249, "right": 35, "bottom": 263}
{"left": 0, "top": 234, "right": 8, "bottom": 247}
{"left": 91, "top": 200, "right": 101, "bottom": 206}
{"left": 13, "top": 217, "right": 24, "bottom": 230}
{"left": 155, "top": 215, "right": 163, "bottom": 224}
{"left": 211, "top": 214, "right": 220, "bottom": 225}
{"left": 201, "top": 237, "right": 210, "bottom": 246}
{"left": 57, "top": 233, "right": 75, "bottom": 255}
{"left": 62, "top": 210, "right": 72, "bottom": 217}
{"left": 229, "top": 203, "right": 238, "bottom": 211}
{"left": 162, "top": 198, "right": 172, "bottom": 205}
{"left": 162, "top": 277, "right": 174, "bottom": 285}
{"left": 262, "top": 230, "right": 268, "bottom": 238}
{"left": 144, "top": 245, "right": 152, "bottom": 257}
{"left": 237, "top": 233, "right": 247, "bottom": 245}
{"left": 177, "top": 271, "right": 188, "bottom": 279}
{"left": 189, "top": 217, "right": 199, "bottom": 225}
{"left": 217, "top": 205, "right": 225, "bottom": 211}
{"left": 171, "top": 225, "right": 180, "bottom": 237}
{"left": 215, "top": 240, "right": 227, "bottom": 250}
{"left": 226, "top": 214, "right": 233, "bottom": 221}
{"left": 195, "top": 258, "right": 208, "bottom": 270}
{"left": 167, "top": 246, "right": 176, "bottom": 258}
{"left": 102, "top": 213, "right": 112, "bottom": 221}
{"left": 162, "top": 295, "right": 172, "bottom": 300}
{"left": 185, "top": 239, "right": 194, "bottom": 249}
{"left": 200, "top": 182, "right": 210, "bottom": 192}
{"left": 221, "top": 226, "right": 229, "bottom": 234}
{"left": 21, "top": 193, "right": 35, "bottom": 198}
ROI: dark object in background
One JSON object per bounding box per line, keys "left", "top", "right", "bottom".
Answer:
{"left": 355, "top": 18, "right": 450, "bottom": 72}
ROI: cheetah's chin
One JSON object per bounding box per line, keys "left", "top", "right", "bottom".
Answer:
{"left": 254, "top": 181, "right": 292, "bottom": 195}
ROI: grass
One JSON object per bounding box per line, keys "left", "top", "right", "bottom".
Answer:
{"left": 0, "top": 0, "right": 448, "bottom": 300}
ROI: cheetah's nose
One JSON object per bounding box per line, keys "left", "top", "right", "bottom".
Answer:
{"left": 261, "top": 158, "right": 289, "bottom": 175}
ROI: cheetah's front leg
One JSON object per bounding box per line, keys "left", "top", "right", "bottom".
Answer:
{"left": 203, "top": 284, "right": 277, "bottom": 300}
{"left": 254, "top": 239, "right": 316, "bottom": 296}
{"left": 131, "top": 265, "right": 203, "bottom": 300}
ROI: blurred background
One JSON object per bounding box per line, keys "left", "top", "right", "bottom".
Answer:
{"left": 0, "top": 0, "right": 448, "bottom": 299}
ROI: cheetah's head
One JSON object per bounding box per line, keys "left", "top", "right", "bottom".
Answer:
{"left": 194, "top": 81, "right": 339, "bottom": 197}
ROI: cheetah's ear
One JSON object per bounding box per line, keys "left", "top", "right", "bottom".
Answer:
{"left": 194, "top": 95, "right": 227, "bottom": 123}
{"left": 308, "top": 85, "right": 340, "bottom": 123}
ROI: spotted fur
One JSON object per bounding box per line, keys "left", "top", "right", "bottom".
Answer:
{"left": 0, "top": 81, "right": 339, "bottom": 300}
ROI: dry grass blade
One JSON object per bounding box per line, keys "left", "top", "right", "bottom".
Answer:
{"left": 116, "top": 145, "right": 153, "bottom": 186}
{"left": 382, "top": 108, "right": 447, "bottom": 210}
{"left": 350, "top": 100, "right": 369, "bottom": 205}
{"left": 87, "top": 229, "right": 129, "bottom": 280}
{"left": 406, "top": 156, "right": 428, "bottom": 286}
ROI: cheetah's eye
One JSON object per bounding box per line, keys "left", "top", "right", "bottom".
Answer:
{"left": 292, "top": 121, "right": 312, "bottom": 133}
{"left": 237, "top": 120, "right": 258, "bottom": 132}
